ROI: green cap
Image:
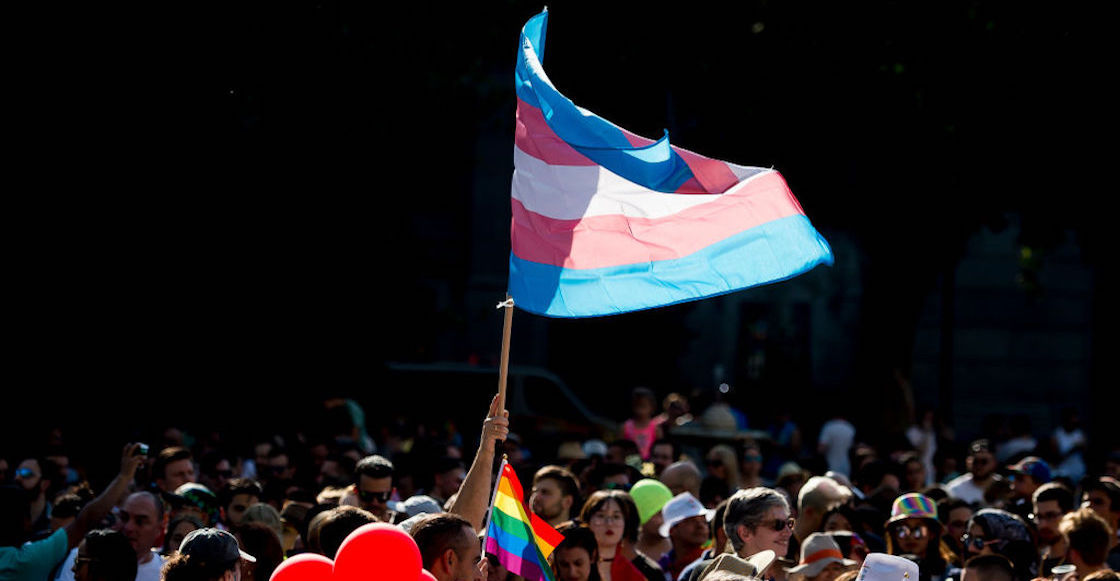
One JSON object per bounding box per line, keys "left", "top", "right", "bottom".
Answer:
{"left": 630, "top": 479, "right": 673, "bottom": 525}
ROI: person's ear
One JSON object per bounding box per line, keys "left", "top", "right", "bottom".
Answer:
{"left": 562, "top": 495, "right": 573, "bottom": 512}
{"left": 442, "top": 547, "right": 458, "bottom": 572}
{"left": 737, "top": 523, "right": 751, "bottom": 545}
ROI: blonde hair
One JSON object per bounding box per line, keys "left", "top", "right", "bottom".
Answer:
{"left": 708, "top": 444, "right": 741, "bottom": 490}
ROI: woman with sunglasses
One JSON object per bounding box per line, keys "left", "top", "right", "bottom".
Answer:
{"left": 883, "top": 493, "right": 958, "bottom": 581}
{"left": 578, "top": 490, "right": 664, "bottom": 581}
{"left": 705, "top": 445, "right": 742, "bottom": 494}
{"left": 959, "top": 509, "right": 1037, "bottom": 581}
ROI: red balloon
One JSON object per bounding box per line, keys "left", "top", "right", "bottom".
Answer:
{"left": 270, "top": 553, "right": 335, "bottom": 581}
{"left": 333, "top": 523, "right": 422, "bottom": 581}
{"left": 418, "top": 570, "right": 437, "bottom": 581}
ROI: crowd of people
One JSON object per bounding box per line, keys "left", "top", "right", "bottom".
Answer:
{"left": 2, "top": 388, "right": 1118, "bottom": 581}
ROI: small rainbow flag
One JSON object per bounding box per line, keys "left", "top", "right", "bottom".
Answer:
{"left": 485, "top": 460, "right": 565, "bottom": 581}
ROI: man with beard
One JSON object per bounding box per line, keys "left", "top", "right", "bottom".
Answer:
{"left": 12, "top": 458, "right": 55, "bottom": 537}
{"left": 529, "top": 465, "right": 580, "bottom": 528}
{"left": 1005, "top": 457, "right": 1051, "bottom": 521}
{"left": 3, "top": 444, "right": 142, "bottom": 581}
{"left": 946, "top": 440, "right": 1003, "bottom": 508}
{"left": 657, "top": 492, "right": 711, "bottom": 581}
{"left": 1032, "top": 483, "right": 1075, "bottom": 577}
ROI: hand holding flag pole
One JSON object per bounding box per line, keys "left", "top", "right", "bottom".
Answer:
{"left": 450, "top": 393, "right": 509, "bottom": 532}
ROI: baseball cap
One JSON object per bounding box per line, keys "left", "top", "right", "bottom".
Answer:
{"left": 630, "top": 479, "right": 673, "bottom": 525}
{"left": 1007, "top": 457, "right": 1051, "bottom": 483}
{"left": 856, "top": 553, "right": 918, "bottom": 581}
{"left": 179, "top": 528, "right": 256, "bottom": 563}
{"left": 173, "top": 483, "right": 220, "bottom": 524}
{"left": 388, "top": 495, "right": 443, "bottom": 518}
{"left": 582, "top": 439, "right": 608, "bottom": 458}
{"left": 787, "top": 533, "right": 857, "bottom": 577}
{"left": 658, "top": 492, "right": 711, "bottom": 537}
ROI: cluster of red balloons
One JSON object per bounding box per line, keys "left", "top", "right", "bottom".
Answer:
{"left": 270, "top": 523, "right": 437, "bottom": 581}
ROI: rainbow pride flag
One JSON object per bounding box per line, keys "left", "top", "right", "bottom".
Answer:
{"left": 509, "top": 8, "right": 834, "bottom": 317}
{"left": 485, "top": 461, "right": 564, "bottom": 581}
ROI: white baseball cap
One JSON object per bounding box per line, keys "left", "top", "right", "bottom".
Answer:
{"left": 658, "top": 492, "right": 712, "bottom": 537}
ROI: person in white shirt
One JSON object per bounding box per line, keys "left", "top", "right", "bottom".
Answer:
{"left": 818, "top": 415, "right": 856, "bottom": 479}
{"left": 945, "top": 440, "right": 1002, "bottom": 507}
{"left": 56, "top": 492, "right": 167, "bottom": 581}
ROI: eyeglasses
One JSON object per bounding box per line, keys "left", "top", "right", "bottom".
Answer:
{"left": 603, "top": 482, "right": 631, "bottom": 491}
{"left": 893, "top": 525, "right": 927, "bottom": 539}
{"left": 15, "top": 467, "right": 37, "bottom": 479}
{"left": 744, "top": 455, "right": 763, "bottom": 463}
{"left": 358, "top": 489, "right": 392, "bottom": 503}
{"left": 74, "top": 557, "right": 97, "bottom": 566}
{"left": 1031, "top": 511, "right": 1063, "bottom": 523}
{"left": 590, "top": 513, "right": 625, "bottom": 525}
{"left": 960, "top": 534, "right": 999, "bottom": 551}
{"left": 706, "top": 459, "right": 724, "bottom": 468}
{"left": 760, "top": 517, "right": 795, "bottom": 532}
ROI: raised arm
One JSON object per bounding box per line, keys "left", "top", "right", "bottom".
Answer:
{"left": 449, "top": 395, "right": 510, "bottom": 531}
{"left": 65, "top": 443, "right": 144, "bottom": 550}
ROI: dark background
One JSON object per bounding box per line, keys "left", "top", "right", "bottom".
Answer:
{"left": 6, "top": 1, "right": 1113, "bottom": 462}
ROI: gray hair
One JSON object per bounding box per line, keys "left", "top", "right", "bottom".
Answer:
{"left": 723, "top": 487, "right": 790, "bottom": 552}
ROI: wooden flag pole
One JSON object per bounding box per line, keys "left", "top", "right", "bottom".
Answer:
{"left": 496, "top": 294, "right": 515, "bottom": 414}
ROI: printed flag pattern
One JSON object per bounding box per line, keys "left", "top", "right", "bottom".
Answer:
{"left": 485, "top": 463, "right": 564, "bottom": 581}
{"left": 509, "top": 8, "right": 835, "bottom": 317}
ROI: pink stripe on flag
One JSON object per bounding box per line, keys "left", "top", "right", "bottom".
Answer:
{"left": 485, "top": 537, "right": 548, "bottom": 581}
{"left": 515, "top": 100, "right": 597, "bottom": 166}
{"left": 517, "top": 97, "right": 740, "bottom": 194}
{"left": 511, "top": 170, "right": 803, "bottom": 269}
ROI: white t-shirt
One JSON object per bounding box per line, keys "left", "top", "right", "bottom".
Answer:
{"left": 905, "top": 425, "right": 937, "bottom": 486}
{"left": 56, "top": 548, "right": 165, "bottom": 581}
{"left": 1052, "top": 427, "right": 1087, "bottom": 481}
{"left": 944, "top": 473, "right": 1002, "bottom": 506}
{"left": 135, "top": 551, "right": 165, "bottom": 581}
{"left": 818, "top": 419, "right": 856, "bottom": 477}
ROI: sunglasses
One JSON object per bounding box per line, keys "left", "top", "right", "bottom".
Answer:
{"left": 744, "top": 455, "right": 763, "bottom": 463}
{"left": 706, "top": 459, "right": 724, "bottom": 468}
{"left": 893, "top": 525, "right": 927, "bottom": 539}
{"left": 358, "top": 489, "right": 393, "bottom": 503}
{"left": 960, "top": 534, "right": 999, "bottom": 551}
{"left": 761, "top": 517, "right": 795, "bottom": 532}
{"left": 15, "top": 467, "right": 37, "bottom": 479}
{"left": 603, "top": 482, "right": 631, "bottom": 492}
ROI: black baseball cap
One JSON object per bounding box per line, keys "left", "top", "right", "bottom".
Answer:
{"left": 179, "top": 528, "right": 256, "bottom": 563}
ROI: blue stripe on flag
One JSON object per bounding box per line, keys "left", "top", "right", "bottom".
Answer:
{"left": 509, "top": 214, "right": 834, "bottom": 317}
{"left": 515, "top": 10, "right": 694, "bottom": 193}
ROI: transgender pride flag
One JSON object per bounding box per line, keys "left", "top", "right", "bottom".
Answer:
{"left": 508, "top": 8, "right": 835, "bottom": 318}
